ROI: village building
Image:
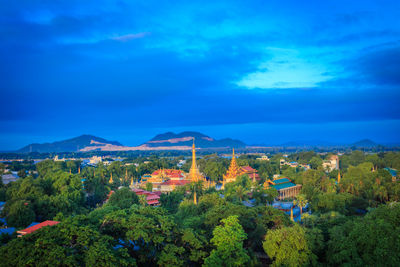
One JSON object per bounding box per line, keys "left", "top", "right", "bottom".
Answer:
{"left": 322, "top": 155, "right": 339, "bottom": 172}
{"left": 132, "top": 189, "right": 161, "bottom": 206}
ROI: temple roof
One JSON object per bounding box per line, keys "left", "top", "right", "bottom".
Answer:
{"left": 272, "top": 182, "right": 297, "bottom": 190}
{"left": 223, "top": 148, "right": 242, "bottom": 179}
{"left": 273, "top": 178, "right": 291, "bottom": 184}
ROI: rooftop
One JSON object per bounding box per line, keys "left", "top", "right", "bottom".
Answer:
{"left": 17, "top": 220, "right": 60, "bottom": 236}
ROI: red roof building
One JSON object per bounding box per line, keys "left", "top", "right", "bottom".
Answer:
{"left": 132, "top": 189, "right": 160, "bottom": 206}
{"left": 17, "top": 220, "right": 60, "bottom": 236}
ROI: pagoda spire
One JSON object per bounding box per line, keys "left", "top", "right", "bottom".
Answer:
{"left": 223, "top": 148, "right": 241, "bottom": 183}
{"left": 338, "top": 171, "right": 341, "bottom": 183}
{"left": 187, "top": 138, "right": 204, "bottom": 183}
{"left": 109, "top": 172, "right": 113, "bottom": 184}
{"left": 290, "top": 207, "right": 294, "bottom": 221}
{"left": 191, "top": 138, "right": 197, "bottom": 172}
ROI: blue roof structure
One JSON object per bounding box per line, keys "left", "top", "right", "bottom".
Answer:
{"left": 273, "top": 178, "right": 291, "bottom": 184}
{"left": 0, "top": 201, "right": 5, "bottom": 208}
{"left": 272, "top": 182, "right": 297, "bottom": 191}
{"left": 0, "top": 218, "right": 6, "bottom": 226}
{"left": 384, "top": 167, "right": 397, "bottom": 177}
{"left": 0, "top": 227, "right": 15, "bottom": 235}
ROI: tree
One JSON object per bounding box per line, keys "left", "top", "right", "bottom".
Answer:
{"left": 0, "top": 221, "right": 136, "bottom": 266}
{"left": 145, "top": 182, "right": 153, "bottom": 192}
{"left": 138, "top": 194, "right": 148, "bottom": 206}
{"left": 263, "top": 224, "right": 314, "bottom": 267}
{"left": 309, "top": 157, "right": 323, "bottom": 170}
{"left": 327, "top": 203, "right": 400, "bottom": 266}
{"left": 4, "top": 200, "right": 36, "bottom": 228}
{"left": 204, "top": 215, "right": 250, "bottom": 267}
{"left": 293, "top": 194, "right": 308, "bottom": 214}
{"left": 107, "top": 187, "right": 139, "bottom": 209}
{"left": 159, "top": 191, "right": 184, "bottom": 214}
{"left": 17, "top": 169, "right": 27, "bottom": 178}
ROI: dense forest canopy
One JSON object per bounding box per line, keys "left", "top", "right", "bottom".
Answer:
{"left": 0, "top": 151, "right": 400, "bottom": 266}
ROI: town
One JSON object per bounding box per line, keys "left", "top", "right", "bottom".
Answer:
{"left": 1, "top": 140, "right": 399, "bottom": 266}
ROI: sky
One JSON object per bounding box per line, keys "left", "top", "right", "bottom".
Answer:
{"left": 1, "top": 0, "right": 400, "bottom": 150}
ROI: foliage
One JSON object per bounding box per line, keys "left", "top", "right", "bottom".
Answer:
{"left": 263, "top": 224, "right": 315, "bottom": 267}
{"left": 107, "top": 187, "right": 139, "bottom": 209}
{"left": 204, "top": 215, "right": 250, "bottom": 267}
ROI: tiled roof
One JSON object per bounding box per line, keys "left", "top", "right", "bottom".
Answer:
{"left": 17, "top": 220, "right": 60, "bottom": 235}
{"left": 240, "top": 166, "right": 256, "bottom": 172}
{"left": 146, "top": 194, "right": 160, "bottom": 200}
{"left": 272, "top": 182, "right": 297, "bottom": 191}
{"left": 272, "top": 178, "right": 291, "bottom": 184}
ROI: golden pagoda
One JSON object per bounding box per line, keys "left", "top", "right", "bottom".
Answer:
{"left": 338, "top": 171, "right": 341, "bottom": 183}
{"left": 223, "top": 149, "right": 241, "bottom": 184}
{"left": 187, "top": 139, "right": 206, "bottom": 183}
{"left": 109, "top": 173, "right": 113, "bottom": 184}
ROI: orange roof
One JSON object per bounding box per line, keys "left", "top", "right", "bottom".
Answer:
{"left": 18, "top": 220, "right": 60, "bottom": 235}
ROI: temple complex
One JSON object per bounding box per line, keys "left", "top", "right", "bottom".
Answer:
{"left": 264, "top": 177, "right": 301, "bottom": 200}
{"left": 222, "top": 149, "right": 260, "bottom": 186}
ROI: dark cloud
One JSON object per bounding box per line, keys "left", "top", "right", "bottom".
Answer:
{"left": 1, "top": 0, "right": 400, "bottom": 149}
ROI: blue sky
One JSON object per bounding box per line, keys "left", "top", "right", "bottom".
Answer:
{"left": 1, "top": 0, "right": 400, "bottom": 150}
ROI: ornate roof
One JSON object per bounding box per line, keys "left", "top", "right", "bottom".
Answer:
{"left": 223, "top": 149, "right": 242, "bottom": 180}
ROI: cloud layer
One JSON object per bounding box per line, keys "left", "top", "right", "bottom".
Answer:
{"left": 0, "top": 0, "right": 400, "bottom": 149}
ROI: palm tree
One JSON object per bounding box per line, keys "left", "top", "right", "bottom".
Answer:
{"left": 293, "top": 194, "right": 308, "bottom": 215}
{"left": 139, "top": 194, "right": 147, "bottom": 206}
{"left": 235, "top": 185, "right": 250, "bottom": 202}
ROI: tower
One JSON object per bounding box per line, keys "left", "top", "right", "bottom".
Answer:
{"left": 338, "top": 171, "right": 341, "bottom": 184}
{"left": 223, "top": 149, "right": 241, "bottom": 184}
{"left": 187, "top": 139, "right": 205, "bottom": 183}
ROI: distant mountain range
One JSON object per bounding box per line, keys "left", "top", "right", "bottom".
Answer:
{"left": 17, "top": 135, "right": 122, "bottom": 153}
{"left": 15, "top": 133, "right": 390, "bottom": 153}
{"left": 16, "top": 132, "right": 246, "bottom": 153}
{"left": 145, "top": 131, "right": 246, "bottom": 148}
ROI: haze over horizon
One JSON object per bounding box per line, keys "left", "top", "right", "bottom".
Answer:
{"left": 1, "top": 0, "right": 400, "bottom": 150}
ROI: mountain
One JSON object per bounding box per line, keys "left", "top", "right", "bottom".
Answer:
{"left": 17, "top": 135, "right": 122, "bottom": 153}
{"left": 16, "top": 132, "right": 246, "bottom": 153}
{"left": 144, "top": 131, "right": 246, "bottom": 148}
{"left": 351, "top": 139, "right": 379, "bottom": 148}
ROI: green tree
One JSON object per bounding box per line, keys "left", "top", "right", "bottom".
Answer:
{"left": 107, "top": 187, "right": 139, "bottom": 209}
{"left": 204, "top": 215, "right": 250, "bottom": 267}
{"left": 145, "top": 182, "right": 153, "bottom": 192}
{"left": 309, "top": 156, "right": 323, "bottom": 170}
{"left": 263, "top": 224, "right": 314, "bottom": 267}
{"left": 4, "top": 200, "right": 36, "bottom": 228}
{"left": 293, "top": 194, "right": 308, "bottom": 214}
{"left": 327, "top": 203, "right": 400, "bottom": 266}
